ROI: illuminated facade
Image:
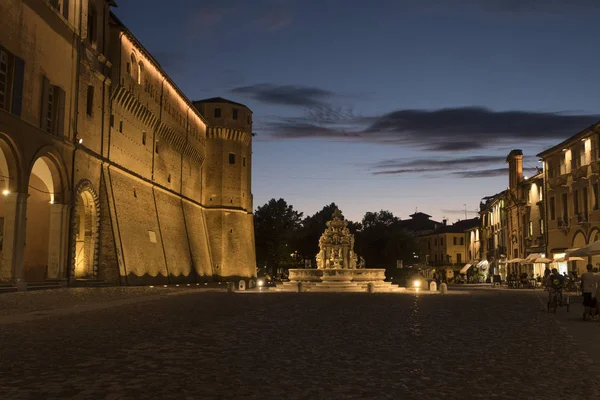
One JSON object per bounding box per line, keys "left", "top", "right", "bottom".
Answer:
{"left": 505, "top": 150, "right": 546, "bottom": 277}
{"left": 0, "top": 1, "right": 256, "bottom": 288}
{"left": 419, "top": 218, "right": 480, "bottom": 268}
{"left": 538, "top": 122, "right": 600, "bottom": 274}
{"left": 480, "top": 191, "right": 508, "bottom": 279}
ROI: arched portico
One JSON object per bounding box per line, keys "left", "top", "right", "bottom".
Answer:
{"left": 0, "top": 133, "right": 22, "bottom": 283}
{"left": 23, "top": 150, "right": 69, "bottom": 282}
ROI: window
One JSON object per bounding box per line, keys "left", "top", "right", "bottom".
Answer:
{"left": 440, "top": 238, "right": 444, "bottom": 246}
{"left": 247, "top": 115, "right": 250, "bottom": 124}
{"left": 110, "top": 114, "right": 114, "bottom": 127}
{"left": 460, "top": 237, "right": 464, "bottom": 245}
{"left": 583, "top": 186, "right": 589, "bottom": 216}
{"left": 155, "top": 141, "right": 159, "bottom": 154}
{"left": 243, "top": 156, "right": 246, "bottom": 167}
{"left": 137, "top": 62, "right": 143, "bottom": 85}
{"left": 167, "top": 174, "right": 171, "bottom": 183}
{"left": 456, "top": 253, "right": 462, "bottom": 264}
{"left": 539, "top": 186, "right": 543, "bottom": 201}
{"left": 232, "top": 108, "right": 238, "bottom": 120}
{"left": 130, "top": 54, "right": 137, "bottom": 82}
{"left": 126, "top": 62, "right": 131, "bottom": 74}
{"left": 434, "top": 238, "right": 437, "bottom": 246}
{"left": 562, "top": 193, "right": 568, "bottom": 221}
{"left": 49, "top": 0, "right": 69, "bottom": 19}
{"left": 214, "top": 107, "right": 221, "bottom": 118}
{"left": 453, "top": 237, "right": 457, "bottom": 245}
{"left": 527, "top": 189, "right": 531, "bottom": 204}
{"left": 550, "top": 197, "right": 556, "bottom": 220}
{"left": 229, "top": 153, "right": 235, "bottom": 164}
{"left": 540, "top": 219, "right": 544, "bottom": 234}
{"left": 86, "top": 85, "right": 94, "bottom": 116}
{"left": 142, "top": 132, "right": 146, "bottom": 145}
{"left": 119, "top": 120, "right": 123, "bottom": 133}
{"left": 87, "top": 4, "right": 97, "bottom": 45}
{"left": 574, "top": 190, "right": 579, "bottom": 215}
{"left": 40, "top": 76, "right": 65, "bottom": 136}
{"left": 594, "top": 183, "right": 599, "bottom": 210}
{"left": 0, "top": 47, "right": 24, "bottom": 116}
{"left": 528, "top": 221, "right": 533, "bottom": 236}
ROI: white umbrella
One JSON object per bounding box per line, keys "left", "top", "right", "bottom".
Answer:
{"left": 534, "top": 257, "right": 553, "bottom": 263}
{"left": 556, "top": 256, "right": 586, "bottom": 262}
{"left": 507, "top": 258, "right": 525, "bottom": 263}
{"left": 569, "top": 242, "right": 600, "bottom": 257}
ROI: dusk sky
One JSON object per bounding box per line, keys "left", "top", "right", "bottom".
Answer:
{"left": 114, "top": 0, "right": 600, "bottom": 223}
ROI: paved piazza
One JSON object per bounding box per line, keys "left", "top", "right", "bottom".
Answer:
{"left": 1, "top": 287, "right": 599, "bottom": 400}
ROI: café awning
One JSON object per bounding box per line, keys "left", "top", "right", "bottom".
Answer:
{"left": 460, "top": 263, "right": 472, "bottom": 274}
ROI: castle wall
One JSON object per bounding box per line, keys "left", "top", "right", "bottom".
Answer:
{"left": 182, "top": 200, "right": 213, "bottom": 278}
{"left": 108, "top": 167, "right": 168, "bottom": 284}
{"left": 154, "top": 187, "right": 194, "bottom": 283}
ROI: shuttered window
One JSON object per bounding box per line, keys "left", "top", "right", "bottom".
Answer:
{"left": 0, "top": 47, "right": 25, "bottom": 117}
{"left": 40, "top": 76, "right": 66, "bottom": 136}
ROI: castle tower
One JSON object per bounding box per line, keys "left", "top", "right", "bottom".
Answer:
{"left": 193, "top": 97, "right": 256, "bottom": 280}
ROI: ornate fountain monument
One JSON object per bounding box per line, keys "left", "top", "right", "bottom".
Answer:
{"left": 278, "top": 209, "right": 402, "bottom": 292}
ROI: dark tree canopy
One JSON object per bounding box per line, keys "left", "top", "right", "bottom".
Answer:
{"left": 254, "top": 198, "right": 303, "bottom": 274}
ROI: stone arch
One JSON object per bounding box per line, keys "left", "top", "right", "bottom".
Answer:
{"left": 0, "top": 132, "right": 21, "bottom": 193}
{"left": 26, "top": 146, "right": 69, "bottom": 204}
{"left": 23, "top": 149, "right": 69, "bottom": 281}
{"left": 588, "top": 227, "right": 600, "bottom": 244}
{"left": 70, "top": 179, "right": 100, "bottom": 278}
{"left": 0, "top": 132, "right": 21, "bottom": 282}
{"left": 572, "top": 230, "right": 587, "bottom": 248}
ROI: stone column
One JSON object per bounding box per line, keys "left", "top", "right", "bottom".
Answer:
{"left": 0, "top": 193, "right": 28, "bottom": 290}
{"left": 47, "top": 204, "right": 69, "bottom": 281}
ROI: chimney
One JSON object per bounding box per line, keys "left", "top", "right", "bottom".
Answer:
{"left": 506, "top": 149, "right": 523, "bottom": 190}
{"left": 442, "top": 219, "right": 447, "bottom": 226}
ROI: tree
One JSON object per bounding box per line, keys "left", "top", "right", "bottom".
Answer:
{"left": 254, "top": 199, "right": 303, "bottom": 276}
{"left": 354, "top": 210, "right": 418, "bottom": 278}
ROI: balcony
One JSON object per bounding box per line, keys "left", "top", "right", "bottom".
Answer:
{"left": 572, "top": 165, "right": 589, "bottom": 181}
{"left": 577, "top": 213, "right": 590, "bottom": 225}
{"left": 557, "top": 218, "right": 569, "bottom": 229}
{"left": 548, "top": 174, "right": 568, "bottom": 188}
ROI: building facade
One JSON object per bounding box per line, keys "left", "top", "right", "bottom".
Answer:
{"left": 480, "top": 191, "right": 508, "bottom": 279}
{"left": 505, "top": 150, "right": 546, "bottom": 277}
{"left": 538, "top": 122, "right": 600, "bottom": 274}
{"left": 0, "top": 1, "right": 256, "bottom": 288}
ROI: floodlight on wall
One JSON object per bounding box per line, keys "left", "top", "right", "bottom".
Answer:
{"left": 2, "top": 190, "right": 9, "bottom": 196}
{"left": 78, "top": 138, "right": 83, "bottom": 144}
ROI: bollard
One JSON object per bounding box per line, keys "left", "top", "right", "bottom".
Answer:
{"left": 227, "top": 282, "right": 235, "bottom": 293}
{"left": 297, "top": 281, "right": 303, "bottom": 293}
{"left": 367, "top": 282, "right": 375, "bottom": 293}
{"left": 440, "top": 282, "right": 448, "bottom": 294}
{"left": 429, "top": 281, "right": 437, "bottom": 292}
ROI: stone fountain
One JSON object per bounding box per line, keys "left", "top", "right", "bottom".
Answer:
{"left": 277, "top": 209, "right": 402, "bottom": 292}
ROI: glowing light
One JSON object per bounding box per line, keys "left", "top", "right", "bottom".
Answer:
{"left": 78, "top": 138, "right": 83, "bottom": 144}
{"left": 257, "top": 279, "right": 264, "bottom": 287}
{"left": 412, "top": 280, "right": 421, "bottom": 288}
{"left": 149, "top": 285, "right": 154, "bottom": 288}
{"left": 2, "top": 190, "right": 9, "bottom": 196}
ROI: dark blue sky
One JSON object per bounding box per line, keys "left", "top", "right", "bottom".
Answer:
{"left": 114, "top": 0, "right": 600, "bottom": 222}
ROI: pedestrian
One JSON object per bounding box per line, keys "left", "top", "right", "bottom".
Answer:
{"left": 580, "top": 264, "right": 597, "bottom": 321}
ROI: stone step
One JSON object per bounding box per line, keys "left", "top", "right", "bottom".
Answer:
{"left": 70, "top": 279, "right": 112, "bottom": 288}
{"left": 0, "top": 284, "right": 17, "bottom": 293}
{"left": 26, "top": 281, "right": 63, "bottom": 291}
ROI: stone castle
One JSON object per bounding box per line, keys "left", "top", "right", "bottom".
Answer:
{"left": 0, "top": 0, "right": 256, "bottom": 288}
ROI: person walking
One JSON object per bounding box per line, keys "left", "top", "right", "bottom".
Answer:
{"left": 580, "top": 264, "right": 597, "bottom": 321}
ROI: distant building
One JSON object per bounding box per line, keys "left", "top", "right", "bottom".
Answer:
{"left": 399, "top": 212, "right": 443, "bottom": 236}
{"left": 418, "top": 218, "right": 480, "bottom": 275}
{"left": 537, "top": 121, "right": 600, "bottom": 274}
{"left": 480, "top": 191, "right": 508, "bottom": 279}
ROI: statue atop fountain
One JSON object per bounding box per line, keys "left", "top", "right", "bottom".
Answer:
{"left": 317, "top": 209, "right": 358, "bottom": 270}
{"left": 279, "top": 208, "right": 402, "bottom": 292}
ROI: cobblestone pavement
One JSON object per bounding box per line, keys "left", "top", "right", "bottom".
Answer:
{"left": 1, "top": 288, "right": 599, "bottom": 400}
